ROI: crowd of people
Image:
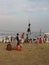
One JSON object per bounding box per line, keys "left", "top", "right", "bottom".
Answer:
{"left": 16, "top": 33, "right": 48, "bottom": 44}
{"left": 4, "top": 22, "right": 49, "bottom": 51}
{"left": 4, "top": 32, "right": 49, "bottom": 51}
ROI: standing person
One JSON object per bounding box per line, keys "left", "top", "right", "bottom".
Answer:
{"left": 11, "top": 36, "right": 12, "bottom": 42}
{"left": 24, "top": 34, "right": 28, "bottom": 43}
{"left": 27, "top": 22, "right": 31, "bottom": 40}
{"left": 44, "top": 34, "right": 47, "bottom": 43}
{"left": 39, "top": 38, "right": 42, "bottom": 44}
{"left": 21, "top": 33, "right": 25, "bottom": 43}
{"left": 16, "top": 33, "right": 20, "bottom": 46}
{"left": 26, "top": 34, "right": 29, "bottom": 43}
{"left": 27, "top": 22, "right": 31, "bottom": 34}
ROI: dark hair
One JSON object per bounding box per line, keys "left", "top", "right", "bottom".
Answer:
{"left": 28, "top": 23, "right": 31, "bottom": 26}
{"left": 17, "top": 33, "right": 19, "bottom": 35}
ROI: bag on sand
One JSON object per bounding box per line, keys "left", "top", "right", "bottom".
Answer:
{"left": 6, "top": 44, "right": 12, "bottom": 51}
{"left": 17, "top": 45, "right": 22, "bottom": 51}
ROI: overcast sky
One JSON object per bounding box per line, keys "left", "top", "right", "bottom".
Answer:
{"left": 0, "top": 0, "right": 49, "bottom": 33}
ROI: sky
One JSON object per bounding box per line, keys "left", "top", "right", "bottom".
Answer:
{"left": 0, "top": 0, "right": 49, "bottom": 33}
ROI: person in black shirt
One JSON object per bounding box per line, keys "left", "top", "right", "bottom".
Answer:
{"left": 16, "top": 33, "right": 20, "bottom": 46}
{"left": 27, "top": 23, "right": 31, "bottom": 34}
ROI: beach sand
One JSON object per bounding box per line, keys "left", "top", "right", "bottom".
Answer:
{"left": 0, "top": 42, "right": 49, "bottom": 65}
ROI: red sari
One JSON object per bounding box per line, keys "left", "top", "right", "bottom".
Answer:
{"left": 39, "top": 38, "right": 42, "bottom": 44}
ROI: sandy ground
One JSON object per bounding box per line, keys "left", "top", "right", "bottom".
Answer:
{"left": 0, "top": 42, "right": 49, "bottom": 65}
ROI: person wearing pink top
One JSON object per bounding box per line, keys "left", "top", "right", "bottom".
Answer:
{"left": 39, "top": 38, "right": 42, "bottom": 44}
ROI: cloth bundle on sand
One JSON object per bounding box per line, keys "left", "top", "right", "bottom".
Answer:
{"left": 6, "top": 44, "right": 12, "bottom": 51}
{"left": 6, "top": 44, "right": 22, "bottom": 51}
{"left": 17, "top": 45, "right": 22, "bottom": 51}
{"left": 12, "top": 45, "right": 22, "bottom": 51}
